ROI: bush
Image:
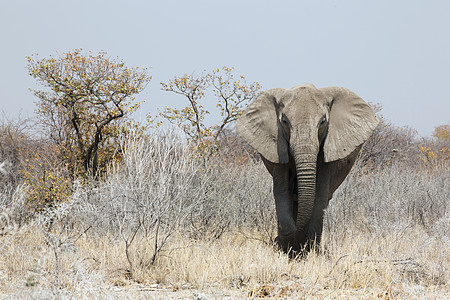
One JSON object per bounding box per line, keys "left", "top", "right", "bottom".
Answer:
{"left": 72, "top": 131, "right": 275, "bottom": 257}
{"left": 0, "top": 114, "right": 38, "bottom": 193}
{"left": 0, "top": 114, "right": 74, "bottom": 231}
{"left": 325, "top": 160, "right": 449, "bottom": 236}
{"left": 418, "top": 124, "right": 449, "bottom": 169}
{"left": 359, "top": 104, "right": 420, "bottom": 170}
{"left": 20, "top": 145, "right": 72, "bottom": 211}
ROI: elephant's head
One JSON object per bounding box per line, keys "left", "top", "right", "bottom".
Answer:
{"left": 236, "top": 84, "right": 378, "bottom": 243}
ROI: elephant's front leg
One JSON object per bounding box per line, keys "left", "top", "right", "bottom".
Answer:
{"left": 272, "top": 164, "right": 296, "bottom": 252}
{"left": 306, "top": 161, "right": 331, "bottom": 248}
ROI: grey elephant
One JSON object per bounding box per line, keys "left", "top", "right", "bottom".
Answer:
{"left": 236, "top": 84, "right": 378, "bottom": 254}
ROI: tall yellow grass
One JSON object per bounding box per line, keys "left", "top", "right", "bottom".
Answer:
{"left": 0, "top": 223, "right": 447, "bottom": 298}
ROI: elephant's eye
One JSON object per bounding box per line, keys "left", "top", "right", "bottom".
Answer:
{"left": 281, "top": 115, "right": 288, "bottom": 125}
{"left": 320, "top": 116, "right": 327, "bottom": 125}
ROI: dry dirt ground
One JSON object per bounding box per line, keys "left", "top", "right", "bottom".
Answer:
{"left": 1, "top": 281, "right": 448, "bottom": 299}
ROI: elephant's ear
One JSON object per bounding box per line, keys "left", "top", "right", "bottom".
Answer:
{"left": 320, "top": 87, "right": 379, "bottom": 163}
{"left": 236, "top": 89, "right": 289, "bottom": 163}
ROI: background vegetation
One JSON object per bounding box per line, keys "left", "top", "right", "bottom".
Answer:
{"left": 0, "top": 50, "right": 448, "bottom": 298}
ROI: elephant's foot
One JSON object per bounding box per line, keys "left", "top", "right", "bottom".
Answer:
{"left": 276, "top": 231, "right": 322, "bottom": 258}
{"left": 294, "top": 237, "right": 321, "bottom": 257}
{"left": 283, "top": 242, "right": 319, "bottom": 259}
{"left": 275, "top": 234, "right": 295, "bottom": 254}
{"left": 302, "top": 231, "right": 322, "bottom": 253}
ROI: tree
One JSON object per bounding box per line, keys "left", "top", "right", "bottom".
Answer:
{"left": 159, "top": 67, "right": 261, "bottom": 155}
{"left": 27, "top": 49, "right": 151, "bottom": 178}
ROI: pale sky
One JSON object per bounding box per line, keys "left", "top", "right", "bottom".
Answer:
{"left": 1, "top": 0, "right": 449, "bottom": 136}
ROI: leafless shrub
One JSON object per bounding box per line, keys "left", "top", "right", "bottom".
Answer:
{"left": 188, "top": 157, "right": 275, "bottom": 243}
{"left": 215, "top": 128, "right": 260, "bottom": 164}
{"left": 0, "top": 179, "right": 44, "bottom": 234}
{"left": 35, "top": 191, "right": 91, "bottom": 288}
{"left": 0, "top": 186, "right": 29, "bottom": 236}
{"left": 66, "top": 131, "right": 213, "bottom": 279}
{"left": 0, "top": 113, "right": 73, "bottom": 226}
{"left": 0, "top": 113, "right": 39, "bottom": 193}
{"left": 54, "top": 129, "right": 276, "bottom": 282}
{"left": 325, "top": 160, "right": 449, "bottom": 237}
{"left": 359, "top": 104, "right": 420, "bottom": 170}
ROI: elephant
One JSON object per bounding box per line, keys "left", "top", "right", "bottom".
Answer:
{"left": 236, "top": 84, "right": 378, "bottom": 254}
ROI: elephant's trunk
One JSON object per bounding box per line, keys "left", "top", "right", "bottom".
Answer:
{"left": 294, "top": 153, "right": 317, "bottom": 242}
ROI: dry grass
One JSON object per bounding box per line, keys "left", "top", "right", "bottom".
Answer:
{"left": 0, "top": 133, "right": 448, "bottom": 299}
{"left": 0, "top": 224, "right": 447, "bottom": 299}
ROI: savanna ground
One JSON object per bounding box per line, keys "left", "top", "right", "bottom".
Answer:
{"left": 0, "top": 121, "right": 449, "bottom": 299}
